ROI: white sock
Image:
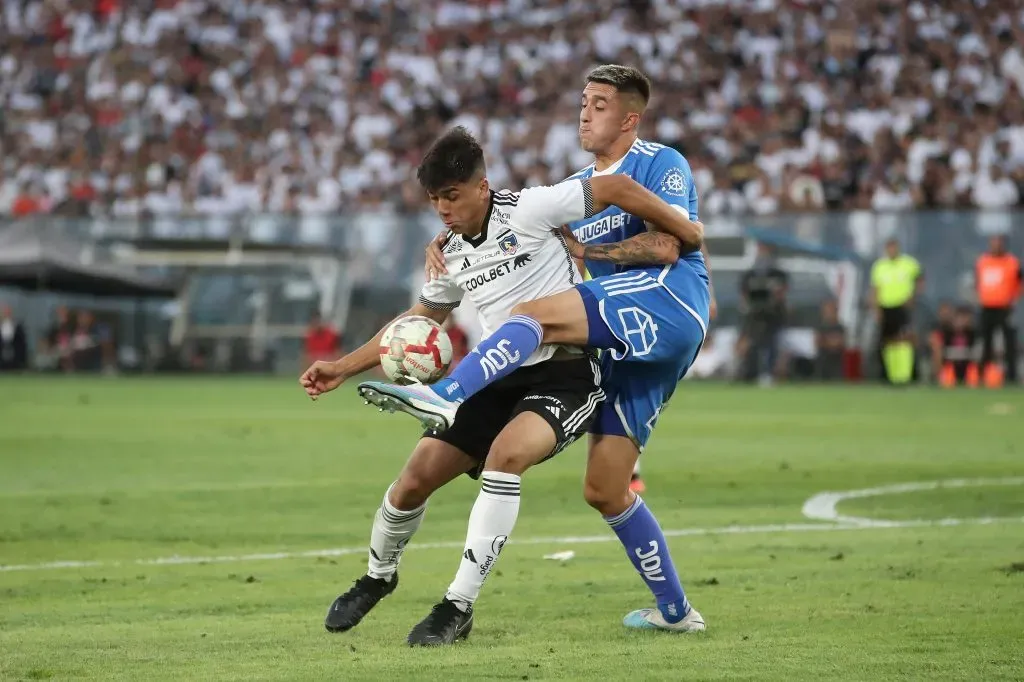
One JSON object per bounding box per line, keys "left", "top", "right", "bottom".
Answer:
{"left": 633, "top": 461, "right": 641, "bottom": 476}
{"left": 366, "top": 482, "right": 426, "bottom": 581}
{"left": 445, "top": 471, "right": 521, "bottom": 611}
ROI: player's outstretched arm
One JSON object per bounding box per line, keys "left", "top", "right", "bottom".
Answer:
{"left": 587, "top": 175, "right": 703, "bottom": 251}
{"left": 299, "top": 303, "right": 450, "bottom": 399}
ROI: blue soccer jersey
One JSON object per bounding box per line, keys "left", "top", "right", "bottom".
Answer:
{"left": 567, "top": 139, "right": 711, "bottom": 450}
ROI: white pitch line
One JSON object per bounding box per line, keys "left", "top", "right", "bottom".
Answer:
{"left": 3, "top": 516, "right": 1024, "bottom": 574}
{"left": 802, "top": 477, "right": 1024, "bottom": 526}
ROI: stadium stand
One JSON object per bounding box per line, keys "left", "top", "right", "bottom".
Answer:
{"left": 1, "top": 0, "right": 1023, "bottom": 221}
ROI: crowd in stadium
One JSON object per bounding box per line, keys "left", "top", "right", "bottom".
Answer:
{"left": 2, "top": 0, "right": 1024, "bottom": 220}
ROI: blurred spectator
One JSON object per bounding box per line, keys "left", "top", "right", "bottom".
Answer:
{"left": 1, "top": 0, "right": 1023, "bottom": 219}
{"left": 70, "top": 310, "right": 107, "bottom": 372}
{"left": 41, "top": 305, "right": 74, "bottom": 371}
{"left": 304, "top": 312, "right": 340, "bottom": 366}
{"left": 870, "top": 238, "right": 923, "bottom": 385}
{"left": 973, "top": 166, "right": 1020, "bottom": 209}
{"left": 937, "top": 306, "right": 979, "bottom": 388}
{"left": 0, "top": 304, "right": 28, "bottom": 371}
{"left": 739, "top": 242, "right": 788, "bottom": 385}
{"left": 976, "top": 234, "right": 1021, "bottom": 385}
{"left": 814, "top": 299, "right": 846, "bottom": 381}
{"left": 928, "top": 301, "right": 956, "bottom": 382}
{"left": 703, "top": 172, "right": 747, "bottom": 216}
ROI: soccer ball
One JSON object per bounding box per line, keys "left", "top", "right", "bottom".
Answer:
{"left": 379, "top": 316, "right": 453, "bottom": 384}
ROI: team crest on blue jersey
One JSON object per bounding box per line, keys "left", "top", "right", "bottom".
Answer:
{"left": 498, "top": 233, "right": 520, "bottom": 255}
{"left": 660, "top": 168, "right": 687, "bottom": 197}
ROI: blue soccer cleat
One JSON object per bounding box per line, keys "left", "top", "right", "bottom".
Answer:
{"left": 357, "top": 381, "right": 460, "bottom": 432}
{"left": 623, "top": 606, "right": 706, "bottom": 633}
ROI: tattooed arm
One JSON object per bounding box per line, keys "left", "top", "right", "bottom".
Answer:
{"left": 579, "top": 231, "right": 682, "bottom": 265}
{"left": 559, "top": 222, "right": 684, "bottom": 267}
{"left": 559, "top": 223, "right": 718, "bottom": 318}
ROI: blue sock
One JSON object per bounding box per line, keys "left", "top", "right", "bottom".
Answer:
{"left": 605, "top": 494, "right": 690, "bottom": 623}
{"left": 430, "top": 315, "right": 542, "bottom": 402}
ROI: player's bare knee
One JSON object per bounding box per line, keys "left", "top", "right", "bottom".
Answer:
{"left": 484, "top": 432, "right": 544, "bottom": 474}
{"left": 392, "top": 449, "right": 447, "bottom": 508}
{"left": 482, "top": 447, "right": 534, "bottom": 475}
{"left": 388, "top": 474, "right": 432, "bottom": 510}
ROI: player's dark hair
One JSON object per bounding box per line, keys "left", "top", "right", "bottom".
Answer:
{"left": 585, "top": 64, "right": 652, "bottom": 107}
{"left": 416, "top": 126, "right": 486, "bottom": 193}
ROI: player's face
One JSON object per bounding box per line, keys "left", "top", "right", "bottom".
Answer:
{"left": 579, "top": 82, "right": 638, "bottom": 154}
{"left": 426, "top": 177, "right": 490, "bottom": 235}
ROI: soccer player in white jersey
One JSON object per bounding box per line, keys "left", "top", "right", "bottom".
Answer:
{"left": 300, "top": 126, "right": 701, "bottom": 645}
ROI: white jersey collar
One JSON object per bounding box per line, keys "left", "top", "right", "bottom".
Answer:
{"left": 591, "top": 138, "right": 644, "bottom": 177}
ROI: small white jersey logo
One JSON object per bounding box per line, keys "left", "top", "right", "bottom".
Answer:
{"left": 660, "top": 168, "right": 687, "bottom": 197}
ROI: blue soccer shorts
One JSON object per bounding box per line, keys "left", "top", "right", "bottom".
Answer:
{"left": 575, "top": 263, "right": 710, "bottom": 450}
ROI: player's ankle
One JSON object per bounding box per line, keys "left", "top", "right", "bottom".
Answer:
{"left": 659, "top": 599, "right": 691, "bottom": 623}
{"left": 428, "top": 378, "right": 464, "bottom": 402}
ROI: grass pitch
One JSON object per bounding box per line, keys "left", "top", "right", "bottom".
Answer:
{"left": 1, "top": 378, "right": 1023, "bottom": 680}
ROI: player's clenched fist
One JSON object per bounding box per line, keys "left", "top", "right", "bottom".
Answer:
{"left": 299, "top": 360, "right": 347, "bottom": 400}
{"left": 424, "top": 229, "right": 449, "bottom": 281}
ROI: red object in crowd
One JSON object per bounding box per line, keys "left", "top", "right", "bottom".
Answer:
{"left": 11, "top": 195, "right": 42, "bottom": 218}
{"left": 305, "top": 324, "right": 340, "bottom": 362}
{"left": 734, "top": 105, "right": 762, "bottom": 126}
{"left": 842, "top": 348, "right": 862, "bottom": 381}
{"left": 95, "top": 0, "right": 119, "bottom": 18}
{"left": 70, "top": 181, "right": 97, "bottom": 202}
{"left": 47, "top": 17, "right": 70, "bottom": 42}
{"left": 182, "top": 55, "right": 205, "bottom": 79}
{"left": 291, "top": 48, "right": 310, "bottom": 67}
{"left": 94, "top": 106, "right": 123, "bottom": 128}
{"left": 369, "top": 68, "right": 389, "bottom": 88}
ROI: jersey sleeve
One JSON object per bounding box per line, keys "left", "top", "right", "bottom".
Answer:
{"left": 645, "top": 147, "right": 698, "bottom": 220}
{"left": 418, "top": 274, "right": 463, "bottom": 311}
{"left": 514, "top": 180, "right": 592, "bottom": 237}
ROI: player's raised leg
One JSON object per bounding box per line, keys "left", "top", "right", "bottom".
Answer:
{"left": 584, "top": 431, "right": 704, "bottom": 633}
{"left": 325, "top": 438, "right": 475, "bottom": 633}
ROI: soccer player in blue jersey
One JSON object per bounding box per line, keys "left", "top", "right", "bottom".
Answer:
{"left": 362, "top": 65, "right": 713, "bottom": 633}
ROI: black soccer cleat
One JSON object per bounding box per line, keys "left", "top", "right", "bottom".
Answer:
{"left": 406, "top": 598, "right": 474, "bottom": 646}
{"left": 324, "top": 573, "right": 398, "bottom": 633}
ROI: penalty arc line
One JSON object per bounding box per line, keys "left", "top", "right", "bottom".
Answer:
{"left": 2, "top": 515, "right": 1023, "bottom": 574}
{"left": 802, "top": 476, "right": 1024, "bottom": 526}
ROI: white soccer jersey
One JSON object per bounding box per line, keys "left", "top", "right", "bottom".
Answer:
{"left": 419, "top": 179, "right": 593, "bottom": 367}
